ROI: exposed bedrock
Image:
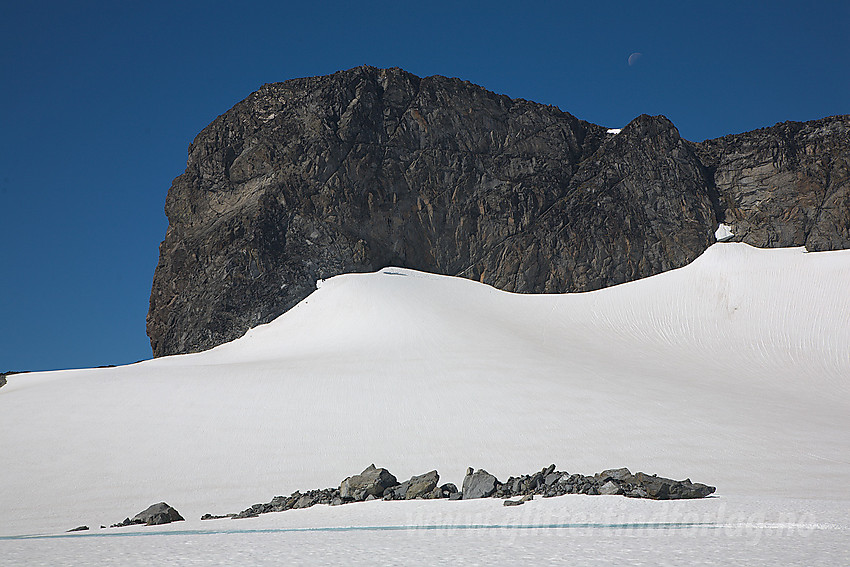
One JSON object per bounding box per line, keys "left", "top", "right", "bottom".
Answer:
{"left": 147, "top": 65, "right": 849, "bottom": 356}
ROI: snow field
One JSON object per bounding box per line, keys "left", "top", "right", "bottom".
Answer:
{"left": 1, "top": 243, "right": 848, "bottom": 563}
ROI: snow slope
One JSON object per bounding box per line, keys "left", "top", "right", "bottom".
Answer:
{"left": 1, "top": 243, "right": 849, "bottom": 562}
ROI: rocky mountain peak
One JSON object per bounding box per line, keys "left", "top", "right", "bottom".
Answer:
{"left": 147, "top": 66, "right": 849, "bottom": 357}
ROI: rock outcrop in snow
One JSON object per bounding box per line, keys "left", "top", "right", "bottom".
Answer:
{"left": 146, "top": 64, "right": 850, "bottom": 356}
{"left": 206, "top": 464, "right": 715, "bottom": 521}
{"left": 111, "top": 502, "right": 184, "bottom": 528}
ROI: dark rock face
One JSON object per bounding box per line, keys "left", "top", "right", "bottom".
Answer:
{"left": 696, "top": 116, "right": 850, "bottom": 251}
{"left": 147, "top": 65, "right": 849, "bottom": 356}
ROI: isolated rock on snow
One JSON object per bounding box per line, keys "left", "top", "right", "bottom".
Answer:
{"left": 112, "top": 502, "right": 184, "bottom": 527}
{"left": 131, "top": 502, "right": 185, "bottom": 525}
{"left": 462, "top": 468, "right": 500, "bottom": 499}
{"left": 340, "top": 464, "right": 399, "bottom": 501}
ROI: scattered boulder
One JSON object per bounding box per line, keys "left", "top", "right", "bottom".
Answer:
{"left": 230, "top": 487, "right": 342, "bottom": 518}
{"left": 340, "top": 464, "right": 399, "bottom": 501}
{"left": 405, "top": 470, "right": 440, "bottom": 499}
{"left": 384, "top": 470, "right": 440, "bottom": 500}
{"left": 132, "top": 502, "right": 184, "bottom": 525}
{"left": 67, "top": 525, "right": 89, "bottom": 532}
{"left": 462, "top": 469, "right": 500, "bottom": 499}
{"left": 201, "top": 513, "right": 235, "bottom": 520}
{"left": 111, "top": 502, "right": 184, "bottom": 527}
{"left": 503, "top": 494, "right": 534, "bottom": 506}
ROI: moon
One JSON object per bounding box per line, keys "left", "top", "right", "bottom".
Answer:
{"left": 628, "top": 52, "right": 643, "bottom": 66}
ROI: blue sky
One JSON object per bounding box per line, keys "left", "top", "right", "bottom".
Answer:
{"left": 1, "top": 0, "right": 848, "bottom": 371}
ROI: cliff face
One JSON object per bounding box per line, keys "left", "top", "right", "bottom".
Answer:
{"left": 696, "top": 116, "right": 850, "bottom": 251}
{"left": 147, "top": 66, "right": 849, "bottom": 357}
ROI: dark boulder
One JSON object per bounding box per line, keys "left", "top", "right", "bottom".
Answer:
{"left": 67, "top": 525, "right": 89, "bottom": 532}
{"left": 631, "top": 472, "right": 716, "bottom": 500}
{"left": 131, "top": 502, "right": 185, "bottom": 525}
{"left": 596, "top": 467, "right": 635, "bottom": 483}
{"left": 340, "top": 464, "right": 399, "bottom": 501}
{"left": 462, "top": 468, "right": 500, "bottom": 499}
{"left": 112, "top": 502, "right": 184, "bottom": 527}
{"left": 384, "top": 470, "right": 440, "bottom": 500}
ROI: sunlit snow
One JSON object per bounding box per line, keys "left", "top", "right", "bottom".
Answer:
{"left": 1, "top": 243, "right": 848, "bottom": 564}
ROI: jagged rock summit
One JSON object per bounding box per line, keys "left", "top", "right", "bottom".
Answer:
{"left": 148, "top": 65, "right": 849, "bottom": 357}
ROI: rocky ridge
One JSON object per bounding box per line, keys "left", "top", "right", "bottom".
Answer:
{"left": 204, "top": 464, "right": 715, "bottom": 520}
{"left": 148, "top": 66, "right": 849, "bottom": 356}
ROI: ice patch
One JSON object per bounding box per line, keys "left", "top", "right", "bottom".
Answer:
{"left": 715, "top": 223, "right": 734, "bottom": 242}
{"left": 607, "top": 128, "right": 621, "bottom": 134}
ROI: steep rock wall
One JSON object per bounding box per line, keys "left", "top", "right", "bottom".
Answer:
{"left": 148, "top": 66, "right": 848, "bottom": 356}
